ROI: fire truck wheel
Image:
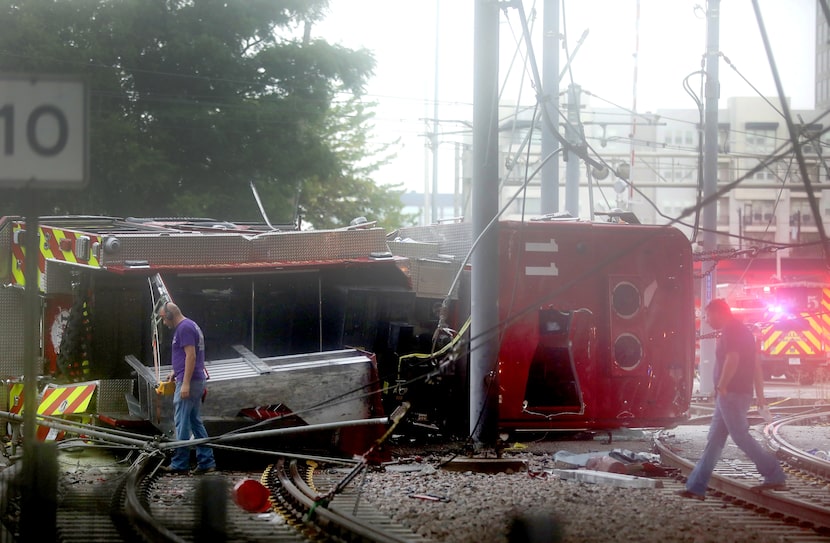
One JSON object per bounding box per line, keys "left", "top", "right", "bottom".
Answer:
{"left": 786, "top": 369, "right": 816, "bottom": 386}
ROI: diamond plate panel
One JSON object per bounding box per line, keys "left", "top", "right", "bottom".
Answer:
{"left": 0, "top": 288, "right": 25, "bottom": 376}
{"left": 96, "top": 379, "right": 133, "bottom": 413}
{"left": 43, "top": 260, "right": 74, "bottom": 295}
{"left": 0, "top": 218, "right": 13, "bottom": 284}
{"left": 252, "top": 228, "right": 389, "bottom": 261}
{"left": 100, "top": 233, "right": 250, "bottom": 266}
{"left": 0, "top": 385, "right": 8, "bottom": 417}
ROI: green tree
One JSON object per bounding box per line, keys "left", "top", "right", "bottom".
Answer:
{"left": 0, "top": 0, "right": 409, "bottom": 228}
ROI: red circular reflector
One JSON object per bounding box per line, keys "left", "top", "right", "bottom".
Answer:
{"left": 233, "top": 479, "right": 271, "bottom": 513}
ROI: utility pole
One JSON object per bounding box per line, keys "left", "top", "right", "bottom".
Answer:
{"left": 698, "top": 0, "right": 720, "bottom": 397}
{"left": 565, "top": 83, "right": 581, "bottom": 216}
{"left": 470, "top": 0, "right": 500, "bottom": 446}
{"left": 540, "top": 0, "right": 560, "bottom": 213}
{"left": 431, "top": 0, "right": 440, "bottom": 224}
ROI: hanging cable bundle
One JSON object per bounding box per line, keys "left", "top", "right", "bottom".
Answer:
{"left": 57, "top": 276, "right": 93, "bottom": 382}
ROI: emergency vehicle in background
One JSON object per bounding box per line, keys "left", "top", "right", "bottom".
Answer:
{"left": 703, "top": 258, "right": 830, "bottom": 385}
{"left": 0, "top": 214, "right": 696, "bottom": 448}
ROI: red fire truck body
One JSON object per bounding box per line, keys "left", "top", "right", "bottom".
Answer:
{"left": 394, "top": 219, "right": 696, "bottom": 433}
{"left": 495, "top": 220, "right": 695, "bottom": 431}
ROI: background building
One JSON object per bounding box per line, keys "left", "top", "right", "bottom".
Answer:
{"left": 405, "top": 93, "right": 827, "bottom": 262}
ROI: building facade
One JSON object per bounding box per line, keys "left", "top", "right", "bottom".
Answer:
{"left": 485, "top": 94, "right": 828, "bottom": 259}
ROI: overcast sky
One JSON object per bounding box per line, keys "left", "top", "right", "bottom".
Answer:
{"left": 316, "top": 0, "right": 816, "bottom": 194}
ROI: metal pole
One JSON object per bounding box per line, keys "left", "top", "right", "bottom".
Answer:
{"left": 21, "top": 191, "right": 58, "bottom": 541}
{"left": 22, "top": 191, "right": 39, "bottom": 445}
{"left": 698, "top": 0, "right": 720, "bottom": 397}
{"left": 455, "top": 142, "right": 462, "bottom": 218}
{"left": 431, "top": 0, "right": 441, "bottom": 224}
{"left": 629, "top": 0, "right": 641, "bottom": 203}
{"left": 160, "top": 416, "right": 393, "bottom": 448}
{"left": 540, "top": 0, "right": 560, "bottom": 213}
{"left": 470, "top": 0, "right": 500, "bottom": 446}
{"left": 565, "top": 84, "right": 581, "bottom": 216}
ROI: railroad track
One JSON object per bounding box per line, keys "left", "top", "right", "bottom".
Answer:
{"left": 39, "top": 450, "right": 431, "bottom": 542}
{"left": 264, "top": 458, "right": 431, "bottom": 543}
{"left": 656, "top": 406, "right": 830, "bottom": 540}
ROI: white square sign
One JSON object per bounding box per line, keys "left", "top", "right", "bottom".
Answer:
{"left": 0, "top": 74, "right": 88, "bottom": 188}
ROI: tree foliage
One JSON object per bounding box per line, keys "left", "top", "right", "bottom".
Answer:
{"left": 0, "top": 0, "right": 412, "bottom": 229}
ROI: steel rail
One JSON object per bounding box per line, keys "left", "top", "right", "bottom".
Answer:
{"left": 764, "top": 407, "right": 830, "bottom": 479}
{"left": 122, "top": 453, "right": 187, "bottom": 543}
{"left": 655, "top": 431, "right": 830, "bottom": 531}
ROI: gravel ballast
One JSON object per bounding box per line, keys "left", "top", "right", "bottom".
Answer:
{"left": 354, "top": 430, "right": 799, "bottom": 543}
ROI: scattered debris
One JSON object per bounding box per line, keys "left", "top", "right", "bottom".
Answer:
{"left": 408, "top": 493, "right": 450, "bottom": 502}
{"left": 555, "top": 469, "right": 664, "bottom": 489}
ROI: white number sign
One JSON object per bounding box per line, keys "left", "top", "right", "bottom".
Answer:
{"left": 0, "top": 75, "right": 88, "bottom": 188}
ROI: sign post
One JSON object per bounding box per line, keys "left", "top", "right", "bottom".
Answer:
{"left": 1, "top": 73, "right": 87, "bottom": 541}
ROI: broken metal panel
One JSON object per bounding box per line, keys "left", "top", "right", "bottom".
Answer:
{"left": 390, "top": 224, "right": 470, "bottom": 300}
{"left": 409, "top": 259, "right": 461, "bottom": 299}
{"left": 251, "top": 228, "right": 389, "bottom": 262}
{"left": 386, "top": 240, "right": 441, "bottom": 260}
{"left": 394, "top": 222, "right": 474, "bottom": 261}
{"left": 130, "top": 349, "right": 379, "bottom": 434}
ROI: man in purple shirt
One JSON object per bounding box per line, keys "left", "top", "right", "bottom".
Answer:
{"left": 677, "top": 298, "right": 785, "bottom": 500}
{"left": 159, "top": 302, "right": 216, "bottom": 474}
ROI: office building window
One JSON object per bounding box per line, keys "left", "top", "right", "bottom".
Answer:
{"left": 746, "top": 128, "right": 776, "bottom": 152}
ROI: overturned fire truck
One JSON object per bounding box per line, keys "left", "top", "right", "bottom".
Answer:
{"left": 0, "top": 214, "right": 695, "bottom": 449}
{"left": 394, "top": 219, "right": 696, "bottom": 432}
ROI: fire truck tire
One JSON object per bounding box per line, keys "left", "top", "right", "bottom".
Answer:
{"left": 786, "top": 369, "right": 816, "bottom": 386}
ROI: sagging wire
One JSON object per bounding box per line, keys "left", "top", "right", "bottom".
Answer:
{"left": 682, "top": 67, "right": 705, "bottom": 243}
{"left": 560, "top": 0, "right": 577, "bottom": 88}
{"left": 797, "top": 113, "right": 830, "bottom": 185}
{"left": 719, "top": 52, "right": 784, "bottom": 119}
{"left": 395, "top": 318, "right": 471, "bottom": 400}
{"left": 498, "top": 0, "right": 536, "bottom": 177}
{"left": 575, "top": 87, "right": 829, "bottom": 245}
{"left": 750, "top": 0, "right": 830, "bottom": 267}
{"left": 676, "top": 121, "right": 830, "bottom": 227}
{"left": 720, "top": 51, "right": 830, "bottom": 190}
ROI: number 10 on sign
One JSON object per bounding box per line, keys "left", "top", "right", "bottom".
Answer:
{"left": 0, "top": 75, "right": 87, "bottom": 189}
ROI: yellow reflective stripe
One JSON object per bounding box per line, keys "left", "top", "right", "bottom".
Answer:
{"left": 39, "top": 226, "right": 101, "bottom": 268}
{"left": 37, "top": 385, "right": 96, "bottom": 415}
{"left": 802, "top": 330, "right": 821, "bottom": 351}
{"left": 8, "top": 384, "right": 24, "bottom": 413}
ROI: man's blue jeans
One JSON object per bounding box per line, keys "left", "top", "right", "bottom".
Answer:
{"left": 686, "top": 391, "right": 785, "bottom": 496}
{"left": 170, "top": 379, "right": 216, "bottom": 471}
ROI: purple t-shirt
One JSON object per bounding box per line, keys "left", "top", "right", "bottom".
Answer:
{"left": 714, "top": 317, "right": 756, "bottom": 395}
{"left": 171, "top": 318, "right": 206, "bottom": 382}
